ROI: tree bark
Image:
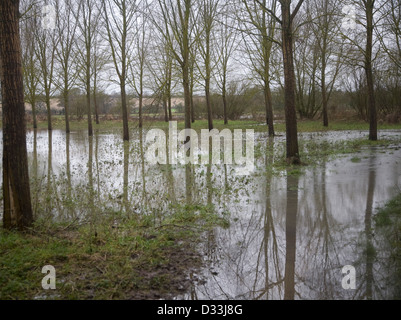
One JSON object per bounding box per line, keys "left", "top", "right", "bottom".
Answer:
{"left": 45, "top": 87, "right": 52, "bottom": 131}
{"left": 32, "top": 100, "right": 37, "bottom": 129}
{"left": 63, "top": 89, "right": 70, "bottom": 133}
{"left": 264, "top": 80, "right": 275, "bottom": 136}
{"left": 121, "top": 82, "right": 130, "bottom": 141}
{"left": 365, "top": 0, "right": 377, "bottom": 141}
{"left": 86, "top": 78, "right": 93, "bottom": 137}
{"left": 281, "top": 0, "right": 300, "bottom": 164}
{"left": 1, "top": 0, "right": 33, "bottom": 230}
{"left": 139, "top": 93, "right": 143, "bottom": 128}
{"left": 222, "top": 88, "right": 228, "bottom": 125}
{"left": 94, "top": 89, "right": 99, "bottom": 125}
{"left": 163, "top": 97, "right": 168, "bottom": 122}
{"left": 321, "top": 0, "right": 329, "bottom": 127}
{"left": 183, "top": 66, "right": 192, "bottom": 130}
{"left": 321, "top": 64, "right": 328, "bottom": 127}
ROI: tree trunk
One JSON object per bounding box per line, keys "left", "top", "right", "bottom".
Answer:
{"left": 264, "top": 81, "right": 275, "bottom": 136}
{"left": 365, "top": 0, "right": 377, "bottom": 141}
{"left": 46, "top": 89, "right": 52, "bottom": 131}
{"left": 0, "top": 0, "right": 34, "bottom": 230}
{"left": 94, "top": 90, "right": 99, "bottom": 125}
{"left": 139, "top": 93, "right": 143, "bottom": 129}
{"left": 168, "top": 94, "right": 172, "bottom": 121}
{"left": 183, "top": 65, "right": 192, "bottom": 130}
{"left": 86, "top": 42, "right": 93, "bottom": 137}
{"left": 163, "top": 97, "right": 168, "bottom": 122}
{"left": 206, "top": 81, "right": 213, "bottom": 131}
{"left": 281, "top": 1, "right": 300, "bottom": 164}
{"left": 167, "top": 62, "right": 173, "bottom": 121}
{"left": 121, "top": 83, "right": 130, "bottom": 141}
{"left": 32, "top": 100, "right": 37, "bottom": 129}
{"left": 322, "top": 76, "right": 328, "bottom": 127}
{"left": 321, "top": 0, "right": 329, "bottom": 127}
{"left": 86, "top": 81, "right": 93, "bottom": 137}
{"left": 190, "top": 81, "right": 195, "bottom": 124}
{"left": 222, "top": 78, "right": 228, "bottom": 125}
{"left": 64, "top": 89, "right": 70, "bottom": 133}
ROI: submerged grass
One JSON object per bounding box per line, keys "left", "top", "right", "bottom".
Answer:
{"left": 373, "top": 193, "right": 401, "bottom": 297}
{"left": 262, "top": 135, "right": 401, "bottom": 177}
{"left": 0, "top": 203, "right": 228, "bottom": 300}
{"left": 374, "top": 193, "right": 401, "bottom": 228}
{"left": 19, "top": 117, "right": 401, "bottom": 133}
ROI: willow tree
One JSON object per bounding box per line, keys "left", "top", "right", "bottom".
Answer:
{"left": 0, "top": 0, "right": 33, "bottom": 230}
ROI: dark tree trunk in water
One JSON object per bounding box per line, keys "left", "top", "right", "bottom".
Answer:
{"left": 280, "top": 0, "right": 300, "bottom": 164}
{"left": 0, "top": 0, "right": 33, "bottom": 230}
{"left": 284, "top": 174, "right": 298, "bottom": 300}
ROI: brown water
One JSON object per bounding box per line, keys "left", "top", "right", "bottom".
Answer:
{"left": 1, "top": 128, "right": 401, "bottom": 299}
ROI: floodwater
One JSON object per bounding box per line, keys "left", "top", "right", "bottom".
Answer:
{"left": 1, "top": 128, "right": 401, "bottom": 300}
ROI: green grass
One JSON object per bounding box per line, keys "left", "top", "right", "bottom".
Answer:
{"left": 0, "top": 203, "right": 228, "bottom": 300}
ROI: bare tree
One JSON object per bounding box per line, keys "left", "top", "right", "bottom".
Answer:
{"left": 128, "top": 1, "right": 150, "bottom": 129}
{"left": 54, "top": 0, "right": 78, "bottom": 133}
{"left": 1, "top": 0, "right": 33, "bottom": 230}
{"left": 310, "top": 0, "right": 343, "bottom": 127}
{"left": 75, "top": 0, "right": 100, "bottom": 137}
{"left": 340, "top": 0, "right": 378, "bottom": 140}
{"left": 376, "top": 0, "right": 401, "bottom": 69}
{"left": 214, "top": 3, "right": 239, "bottom": 125}
{"left": 148, "top": 36, "right": 175, "bottom": 122}
{"left": 241, "top": 0, "right": 279, "bottom": 136}
{"left": 21, "top": 5, "right": 40, "bottom": 129}
{"left": 257, "top": 0, "right": 304, "bottom": 163}
{"left": 101, "top": 0, "right": 138, "bottom": 140}
{"left": 197, "top": 0, "right": 220, "bottom": 130}
{"left": 34, "top": 0, "right": 58, "bottom": 131}
{"left": 92, "top": 30, "right": 109, "bottom": 125}
{"left": 154, "top": 0, "right": 197, "bottom": 132}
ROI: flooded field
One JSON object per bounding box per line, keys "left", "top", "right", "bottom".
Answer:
{"left": 1, "top": 128, "right": 401, "bottom": 299}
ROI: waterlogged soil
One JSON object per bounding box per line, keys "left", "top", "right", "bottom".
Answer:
{"left": 1, "top": 128, "right": 401, "bottom": 299}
